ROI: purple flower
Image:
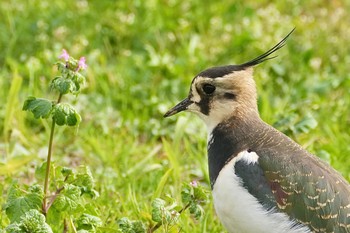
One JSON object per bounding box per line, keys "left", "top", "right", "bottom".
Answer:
{"left": 78, "top": 57, "right": 87, "bottom": 70}
{"left": 190, "top": 180, "right": 198, "bottom": 188}
{"left": 59, "top": 49, "right": 70, "bottom": 61}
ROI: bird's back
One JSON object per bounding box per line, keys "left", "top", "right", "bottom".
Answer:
{"left": 210, "top": 117, "right": 350, "bottom": 232}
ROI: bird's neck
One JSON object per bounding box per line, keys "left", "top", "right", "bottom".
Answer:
{"left": 207, "top": 113, "right": 265, "bottom": 188}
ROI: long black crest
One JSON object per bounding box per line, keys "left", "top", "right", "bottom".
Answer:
{"left": 238, "top": 28, "right": 295, "bottom": 68}
{"left": 195, "top": 29, "right": 295, "bottom": 79}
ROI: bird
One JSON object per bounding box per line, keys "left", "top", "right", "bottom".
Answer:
{"left": 164, "top": 29, "right": 350, "bottom": 233}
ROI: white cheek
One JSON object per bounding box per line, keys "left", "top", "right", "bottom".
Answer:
{"left": 187, "top": 102, "right": 200, "bottom": 113}
{"left": 187, "top": 100, "right": 236, "bottom": 134}
{"left": 206, "top": 101, "right": 236, "bottom": 132}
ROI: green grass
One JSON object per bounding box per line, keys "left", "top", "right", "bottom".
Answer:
{"left": 1, "top": 0, "right": 350, "bottom": 232}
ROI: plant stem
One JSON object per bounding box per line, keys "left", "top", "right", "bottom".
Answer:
{"left": 42, "top": 93, "right": 63, "bottom": 216}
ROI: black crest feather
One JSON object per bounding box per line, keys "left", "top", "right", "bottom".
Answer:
{"left": 197, "top": 28, "right": 295, "bottom": 78}
{"left": 196, "top": 29, "right": 295, "bottom": 79}
{"left": 238, "top": 28, "right": 295, "bottom": 68}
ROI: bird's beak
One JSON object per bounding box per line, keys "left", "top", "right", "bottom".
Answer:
{"left": 164, "top": 98, "right": 193, "bottom": 117}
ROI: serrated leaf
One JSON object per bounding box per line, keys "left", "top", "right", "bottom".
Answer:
{"left": 131, "top": 221, "right": 146, "bottom": 233}
{"left": 35, "top": 162, "right": 48, "bottom": 181}
{"left": 56, "top": 62, "right": 67, "bottom": 73}
{"left": 4, "top": 183, "right": 43, "bottom": 223}
{"left": 188, "top": 202, "right": 204, "bottom": 220}
{"left": 72, "top": 72, "right": 86, "bottom": 91}
{"left": 181, "top": 184, "right": 192, "bottom": 204}
{"left": 117, "top": 217, "right": 146, "bottom": 233}
{"left": 61, "top": 167, "right": 73, "bottom": 177}
{"left": 6, "top": 209, "right": 53, "bottom": 233}
{"left": 23, "top": 97, "right": 53, "bottom": 119}
{"left": 117, "top": 217, "right": 133, "bottom": 232}
{"left": 180, "top": 182, "right": 208, "bottom": 220}
{"left": 55, "top": 61, "right": 86, "bottom": 94}
{"left": 193, "top": 185, "right": 208, "bottom": 202}
{"left": 151, "top": 198, "right": 166, "bottom": 223}
{"left": 151, "top": 198, "right": 173, "bottom": 223}
{"left": 76, "top": 213, "right": 102, "bottom": 231}
{"left": 52, "top": 103, "right": 81, "bottom": 126}
{"left": 51, "top": 184, "right": 82, "bottom": 213}
{"left": 67, "top": 111, "right": 81, "bottom": 126}
{"left": 28, "top": 184, "right": 44, "bottom": 196}
{"left": 50, "top": 77, "right": 76, "bottom": 94}
{"left": 72, "top": 166, "right": 99, "bottom": 198}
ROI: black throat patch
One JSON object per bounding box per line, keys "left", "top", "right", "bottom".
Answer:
{"left": 208, "top": 117, "right": 265, "bottom": 188}
{"left": 208, "top": 123, "right": 247, "bottom": 188}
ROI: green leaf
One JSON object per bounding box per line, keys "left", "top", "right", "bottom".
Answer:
{"left": 51, "top": 184, "right": 82, "bottom": 213}
{"left": 117, "top": 217, "right": 133, "bottom": 232}
{"left": 188, "top": 202, "right": 204, "bottom": 220}
{"left": 61, "top": 167, "right": 73, "bottom": 177}
{"left": 35, "top": 162, "right": 48, "bottom": 182}
{"left": 131, "top": 221, "right": 146, "bottom": 233}
{"left": 6, "top": 209, "right": 53, "bottom": 233}
{"left": 72, "top": 72, "right": 86, "bottom": 92}
{"left": 55, "top": 61, "right": 86, "bottom": 95}
{"left": 193, "top": 184, "right": 208, "bottom": 202}
{"left": 151, "top": 198, "right": 172, "bottom": 223}
{"left": 181, "top": 183, "right": 192, "bottom": 204}
{"left": 56, "top": 62, "right": 67, "bottom": 73}
{"left": 52, "top": 103, "right": 81, "bottom": 126}
{"left": 4, "top": 183, "right": 43, "bottom": 223}
{"left": 22, "top": 97, "right": 53, "bottom": 119}
{"left": 151, "top": 198, "right": 166, "bottom": 223}
{"left": 73, "top": 167, "right": 99, "bottom": 198}
{"left": 181, "top": 182, "right": 209, "bottom": 220}
{"left": 76, "top": 213, "right": 102, "bottom": 231}
{"left": 117, "top": 217, "right": 146, "bottom": 233}
{"left": 50, "top": 76, "right": 76, "bottom": 94}
{"left": 293, "top": 114, "right": 318, "bottom": 134}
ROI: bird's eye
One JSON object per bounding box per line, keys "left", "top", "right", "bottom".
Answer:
{"left": 202, "top": 84, "right": 216, "bottom": 95}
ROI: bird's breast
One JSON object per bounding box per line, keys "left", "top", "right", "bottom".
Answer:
{"left": 212, "top": 150, "right": 310, "bottom": 233}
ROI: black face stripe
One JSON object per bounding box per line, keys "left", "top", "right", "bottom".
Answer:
{"left": 224, "top": 92, "right": 236, "bottom": 100}
{"left": 193, "top": 84, "right": 211, "bottom": 116}
{"left": 197, "top": 96, "right": 210, "bottom": 115}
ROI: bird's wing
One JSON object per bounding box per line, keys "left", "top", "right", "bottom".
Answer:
{"left": 238, "top": 139, "right": 350, "bottom": 232}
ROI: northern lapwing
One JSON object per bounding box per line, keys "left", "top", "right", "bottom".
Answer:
{"left": 164, "top": 30, "right": 350, "bottom": 233}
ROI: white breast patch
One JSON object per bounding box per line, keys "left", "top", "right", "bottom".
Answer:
{"left": 212, "top": 150, "right": 310, "bottom": 233}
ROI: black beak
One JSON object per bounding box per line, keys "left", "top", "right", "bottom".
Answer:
{"left": 164, "top": 98, "right": 193, "bottom": 118}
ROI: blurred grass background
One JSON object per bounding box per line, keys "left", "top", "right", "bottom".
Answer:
{"left": 0, "top": 0, "right": 350, "bottom": 232}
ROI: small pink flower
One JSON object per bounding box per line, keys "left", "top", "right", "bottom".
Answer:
{"left": 78, "top": 57, "right": 87, "bottom": 70}
{"left": 190, "top": 180, "right": 198, "bottom": 188}
{"left": 59, "top": 49, "right": 70, "bottom": 61}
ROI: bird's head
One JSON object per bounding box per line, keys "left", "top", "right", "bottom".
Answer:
{"left": 164, "top": 29, "right": 294, "bottom": 132}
